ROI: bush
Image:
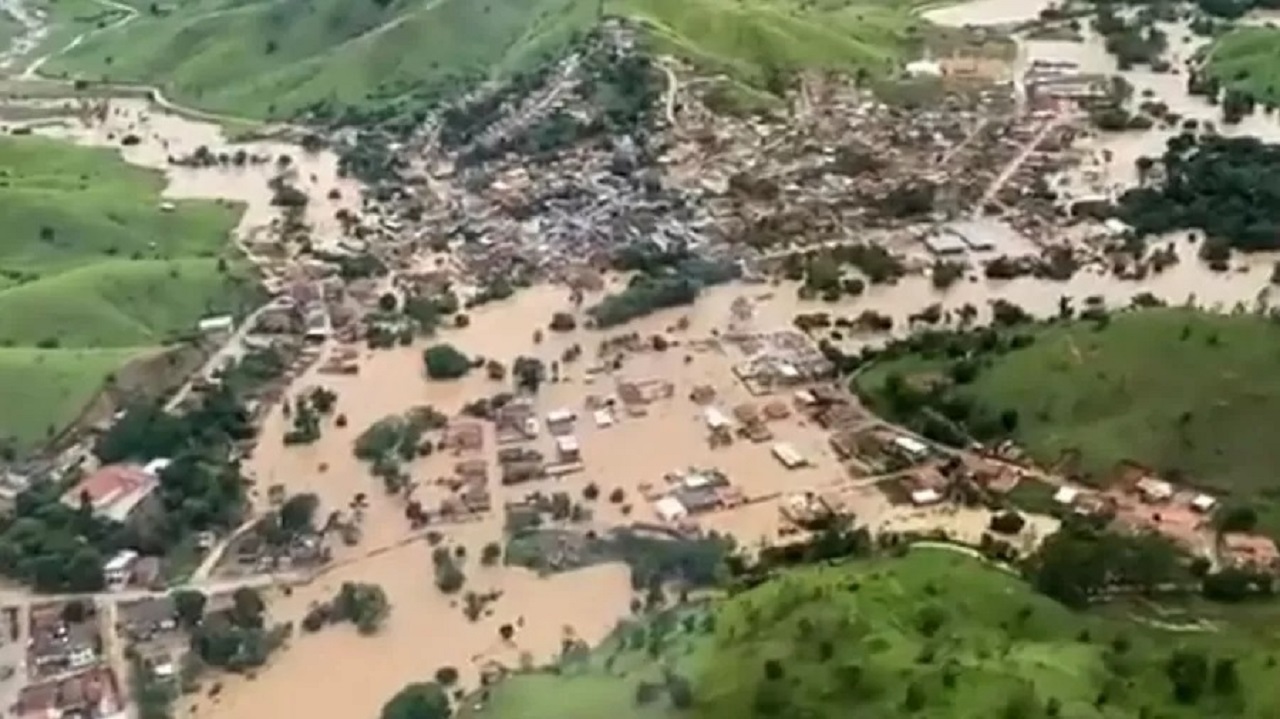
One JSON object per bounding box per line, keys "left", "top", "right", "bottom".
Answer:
{"left": 481, "top": 542, "right": 503, "bottom": 566}
{"left": 549, "top": 312, "right": 577, "bottom": 332}
{"left": 434, "top": 666, "right": 459, "bottom": 686}
{"left": 609, "top": 487, "right": 626, "bottom": 503}
{"left": 989, "top": 511, "right": 1027, "bottom": 535}
{"left": 423, "top": 344, "right": 471, "bottom": 380}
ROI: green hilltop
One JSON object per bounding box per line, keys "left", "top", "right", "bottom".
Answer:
{"left": 0, "top": 136, "right": 250, "bottom": 452}
{"left": 43, "top": 0, "right": 936, "bottom": 119}
{"left": 468, "top": 548, "right": 1280, "bottom": 719}
{"left": 1207, "top": 26, "right": 1280, "bottom": 106}
{"left": 854, "top": 308, "right": 1280, "bottom": 537}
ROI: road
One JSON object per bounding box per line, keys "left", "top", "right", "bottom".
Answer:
{"left": 972, "top": 113, "right": 1070, "bottom": 216}
{"left": 163, "top": 298, "right": 279, "bottom": 411}
{"left": 659, "top": 58, "right": 678, "bottom": 126}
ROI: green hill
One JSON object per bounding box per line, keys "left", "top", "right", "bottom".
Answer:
{"left": 44, "top": 0, "right": 931, "bottom": 119}
{"left": 1207, "top": 26, "right": 1280, "bottom": 105}
{"left": 854, "top": 308, "right": 1280, "bottom": 535}
{"left": 469, "top": 548, "right": 1280, "bottom": 719}
{"left": 0, "top": 136, "right": 247, "bottom": 451}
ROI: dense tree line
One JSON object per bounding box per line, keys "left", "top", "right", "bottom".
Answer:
{"left": 1117, "top": 134, "right": 1280, "bottom": 251}
{"left": 0, "top": 350, "right": 285, "bottom": 591}
{"left": 1024, "top": 521, "right": 1188, "bottom": 607}
{"left": 588, "top": 257, "right": 739, "bottom": 328}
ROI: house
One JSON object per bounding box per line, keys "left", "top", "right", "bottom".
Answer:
{"left": 118, "top": 598, "right": 178, "bottom": 642}
{"left": 1135, "top": 477, "right": 1173, "bottom": 503}
{"left": 17, "top": 666, "right": 122, "bottom": 719}
{"left": 102, "top": 551, "right": 138, "bottom": 590}
{"left": 554, "top": 435, "right": 581, "bottom": 463}
{"left": 196, "top": 314, "right": 234, "bottom": 334}
{"left": 27, "top": 604, "right": 102, "bottom": 678}
{"left": 60, "top": 463, "right": 161, "bottom": 524}
{"left": 1221, "top": 534, "right": 1280, "bottom": 572}
{"left": 771, "top": 443, "right": 807, "bottom": 469}
{"left": 891, "top": 435, "right": 930, "bottom": 462}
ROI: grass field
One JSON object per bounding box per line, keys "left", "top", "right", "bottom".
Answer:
{"left": 0, "top": 135, "right": 246, "bottom": 451}
{"left": 44, "top": 0, "right": 931, "bottom": 119}
{"left": 469, "top": 548, "right": 1280, "bottom": 719}
{"left": 1207, "top": 26, "right": 1280, "bottom": 105}
{"left": 858, "top": 309, "right": 1280, "bottom": 490}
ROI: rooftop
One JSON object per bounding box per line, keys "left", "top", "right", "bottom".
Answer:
{"left": 60, "top": 463, "right": 160, "bottom": 523}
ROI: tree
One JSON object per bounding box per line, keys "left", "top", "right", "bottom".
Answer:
{"left": 378, "top": 293, "right": 399, "bottom": 312}
{"left": 1166, "top": 648, "right": 1209, "bottom": 704}
{"left": 65, "top": 547, "right": 106, "bottom": 593}
{"left": 549, "top": 312, "right": 577, "bottom": 332}
{"left": 232, "top": 587, "right": 267, "bottom": 629}
{"left": 513, "top": 356, "right": 545, "bottom": 393}
{"left": 173, "top": 590, "right": 208, "bottom": 628}
{"left": 434, "top": 666, "right": 459, "bottom": 686}
{"left": 381, "top": 682, "right": 451, "bottom": 719}
{"left": 423, "top": 344, "right": 471, "bottom": 380}
{"left": 280, "top": 493, "right": 320, "bottom": 534}
{"left": 1212, "top": 657, "right": 1240, "bottom": 696}
{"left": 481, "top": 542, "right": 502, "bottom": 566}
{"left": 1216, "top": 504, "right": 1257, "bottom": 533}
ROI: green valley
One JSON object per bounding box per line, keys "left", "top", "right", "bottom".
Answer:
{"left": 466, "top": 547, "right": 1280, "bottom": 719}
{"left": 0, "top": 135, "right": 249, "bottom": 452}
{"left": 42, "top": 0, "right": 936, "bottom": 119}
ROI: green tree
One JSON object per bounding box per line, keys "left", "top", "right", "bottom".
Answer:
{"left": 279, "top": 493, "right": 320, "bottom": 535}
{"left": 381, "top": 682, "right": 451, "bottom": 719}
{"left": 173, "top": 590, "right": 208, "bottom": 628}
{"left": 423, "top": 344, "right": 471, "bottom": 380}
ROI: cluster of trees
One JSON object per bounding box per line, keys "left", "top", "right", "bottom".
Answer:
{"left": 423, "top": 344, "right": 471, "bottom": 379}
{"left": 781, "top": 244, "right": 906, "bottom": 302}
{"left": 381, "top": 682, "right": 451, "bottom": 719}
{"left": 1118, "top": 134, "right": 1280, "bottom": 251}
{"left": 18, "top": 355, "right": 278, "bottom": 594}
{"left": 303, "top": 581, "right": 391, "bottom": 635}
{"left": 432, "top": 545, "right": 466, "bottom": 594}
{"left": 437, "top": 65, "right": 556, "bottom": 149}
{"left": 1093, "top": 6, "right": 1167, "bottom": 69}
{"left": 353, "top": 407, "right": 448, "bottom": 493}
{"left": 191, "top": 587, "right": 290, "bottom": 672}
{"left": 588, "top": 257, "right": 739, "bottom": 328}
{"left": 1024, "top": 521, "right": 1188, "bottom": 608}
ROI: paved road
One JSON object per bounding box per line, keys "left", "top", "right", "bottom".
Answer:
{"left": 0, "top": 571, "right": 303, "bottom": 610}
{"left": 972, "top": 113, "right": 1071, "bottom": 216}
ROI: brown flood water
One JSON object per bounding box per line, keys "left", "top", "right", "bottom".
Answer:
{"left": 8, "top": 40, "right": 1280, "bottom": 717}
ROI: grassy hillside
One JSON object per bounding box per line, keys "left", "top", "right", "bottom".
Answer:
{"left": 470, "top": 548, "right": 1280, "bottom": 719}
{"left": 855, "top": 308, "right": 1280, "bottom": 536}
{"left": 0, "top": 136, "right": 247, "bottom": 451}
{"left": 1207, "top": 26, "right": 1280, "bottom": 105}
{"left": 44, "top": 0, "right": 929, "bottom": 119}
{"left": 857, "top": 309, "right": 1280, "bottom": 490}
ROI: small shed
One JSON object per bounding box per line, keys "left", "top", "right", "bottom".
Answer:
{"left": 654, "top": 496, "right": 687, "bottom": 523}
{"left": 703, "top": 407, "right": 731, "bottom": 431}
{"left": 772, "top": 443, "right": 807, "bottom": 469}
{"left": 910, "top": 488, "right": 943, "bottom": 506}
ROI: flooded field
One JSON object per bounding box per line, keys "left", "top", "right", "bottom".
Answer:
{"left": 10, "top": 98, "right": 359, "bottom": 247}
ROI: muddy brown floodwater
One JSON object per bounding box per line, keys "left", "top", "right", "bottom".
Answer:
{"left": 7, "top": 14, "right": 1280, "bottom": 714}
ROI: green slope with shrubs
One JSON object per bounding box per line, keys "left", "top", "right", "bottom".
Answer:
{"left": 465, "top": 548, "right": 1280, "bottom": 719}
{"left": 0, "top": 136, "right": 249, "bottom": 452}
{"left": 45, "top": 0, "right": 933, "bottom": 119}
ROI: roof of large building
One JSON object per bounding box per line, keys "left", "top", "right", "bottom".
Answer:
{"left": 61, "top": 463, "right": 161, "bottom": 523}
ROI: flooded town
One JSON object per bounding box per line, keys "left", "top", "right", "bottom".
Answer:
{"left": 0, "top": 0, "right": 1278, "bottom": 716}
